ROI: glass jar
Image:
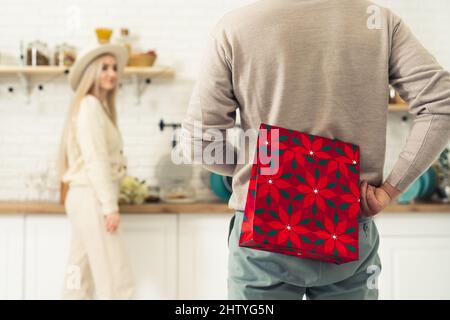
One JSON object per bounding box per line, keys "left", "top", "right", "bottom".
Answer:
{"left": 118, "top": 28, "right": 132, "bottom": 55}
{"left": 145, "top": 185, "right": 161, "bottom": 203}
{"left": 26, "top": 40, "right": 50, "bottom": 66}
{"left": 54, "top": 43, "right": 76, "bottom": 66}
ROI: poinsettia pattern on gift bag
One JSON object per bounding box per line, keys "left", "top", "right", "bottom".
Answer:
{"left": 313, "top": 212, "right": 358, "bottom": 259}
{"left": 240, "top": 123, "right": 361, "bottom": 264}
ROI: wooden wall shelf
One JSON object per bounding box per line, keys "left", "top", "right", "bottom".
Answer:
{"left": 0, "top": 65, "right": 175, "bottom": 77}
{"left": 0, "top": 65, "right": 175, "bottom": 104}
{"left": 388, "top": 103, "right": 409, "bottom": 112}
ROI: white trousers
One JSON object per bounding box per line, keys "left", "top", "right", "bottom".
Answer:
{"left": 62, "top": 183, "right": 135, "bottom": 300}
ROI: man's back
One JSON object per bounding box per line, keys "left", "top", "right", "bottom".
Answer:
{"left": 182, "top": 0, "right": 450, "bottom": 211}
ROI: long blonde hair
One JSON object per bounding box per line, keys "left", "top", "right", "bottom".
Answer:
{"left": 57, "top": 54, "right": 119, "bottom": 183}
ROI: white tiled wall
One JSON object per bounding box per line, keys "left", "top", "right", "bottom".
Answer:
{"left": 0, "top": 0, "right": 449, "bottom": 201}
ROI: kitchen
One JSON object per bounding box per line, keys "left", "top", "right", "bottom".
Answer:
{"left": 1, "top": 0, "right": 450, "bottom": 300}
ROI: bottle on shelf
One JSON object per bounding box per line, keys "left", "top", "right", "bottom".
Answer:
{"left": 118, "top": 28, "right": 132, "bottom": 57}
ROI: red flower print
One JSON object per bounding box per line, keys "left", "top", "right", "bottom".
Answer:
{"left": 336, "top": 144, "right": 359, "bottom": 166}
{"left": 240, "top": 212, "right": 264, "bottom": 243}
{"left": 296, "top": 170, "right": 336, "bottom": 212}
{"left": 315, "top": 215, "right": 356, "bottom": 257}
{"left": 278, "top": 142, "right": 308, "bottom": 167}
{"left": 257, "top": 167, "right": 291, "bottom": 203}
{"left": 291, "top": 135, "right": 332, "bottom": 164}
{"left": 328, "top": 144, "right": 359, "bottom": 178}
{"left": 339, "top": 181, "right": 361, "bottom": 217}
{"left": 266, "top": 205, "right": 309, "bottom": 247}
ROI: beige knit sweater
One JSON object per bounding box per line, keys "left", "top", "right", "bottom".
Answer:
{"left": 63, "top": 95, "right": 127, "bottom": 215}
{"left": 181, "top": 0, "right": 450, "bottom": 211}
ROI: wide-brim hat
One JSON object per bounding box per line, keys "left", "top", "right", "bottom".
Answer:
{"left": 68, "top": 43, "right": 128, "bottom": 91}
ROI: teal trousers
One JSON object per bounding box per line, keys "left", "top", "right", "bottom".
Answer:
{"left": 227, "top": 210, "right": 382, "bottom": 300}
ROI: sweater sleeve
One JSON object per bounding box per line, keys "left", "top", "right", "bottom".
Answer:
{"left": 76, "top": 97, "right": 119, "bottom": 215}
{"left": 384, "top": 14, "right": 450, "bottom": 192}
{"left": 180, "top": 31, "right": 239, "bottom": 177}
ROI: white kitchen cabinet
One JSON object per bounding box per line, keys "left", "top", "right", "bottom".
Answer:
{"left": 24, "top": 214, "right": 70, "bottom": 299}
{"left": 121, "top": 214, "right": 177, "bottom": 300}
{"left": 23, "top": 213, "right": 177, "bottom": 300}
{"left": 177, "top": 212, "right": 450, "bottom": 300}
{"left": 178, "top": 213, "right": 234, "bottom": 300}
{"left": 375, "top": 213, "right": 450, "bottom": 300}
{"left": 0, "top": 214, "right": 24, "bottom": 299}
{"left": 2, "top": 210, "right": 450, "bottom": 300}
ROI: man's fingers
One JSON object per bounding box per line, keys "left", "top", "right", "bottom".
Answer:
{"left": 360, "top": 180, "right": 372, "bottom": 216}
{"left": 366, "top": 185, "right": 381, "bottom": 213}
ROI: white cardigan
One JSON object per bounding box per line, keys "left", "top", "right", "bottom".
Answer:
{"left": 63, "top": 94, "right": 127, "bottom": 215}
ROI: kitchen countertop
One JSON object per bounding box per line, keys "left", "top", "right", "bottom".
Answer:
{"left": 0, "top": 201, "right": 449, "bottom": 214}
{"left": 0, "top": 201, "right": 233, "bottom": 214}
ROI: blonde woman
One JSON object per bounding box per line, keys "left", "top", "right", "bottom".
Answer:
{"left": 57, "top": 44, "right": 134, "bottom": 299}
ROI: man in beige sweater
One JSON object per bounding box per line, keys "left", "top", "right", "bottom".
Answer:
{"left": 181, "top": 0, "right": 450, "bottom": 299}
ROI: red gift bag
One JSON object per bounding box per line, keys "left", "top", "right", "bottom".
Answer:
{"left": 239, "top": 123, "right": 361, "bottom": 264}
